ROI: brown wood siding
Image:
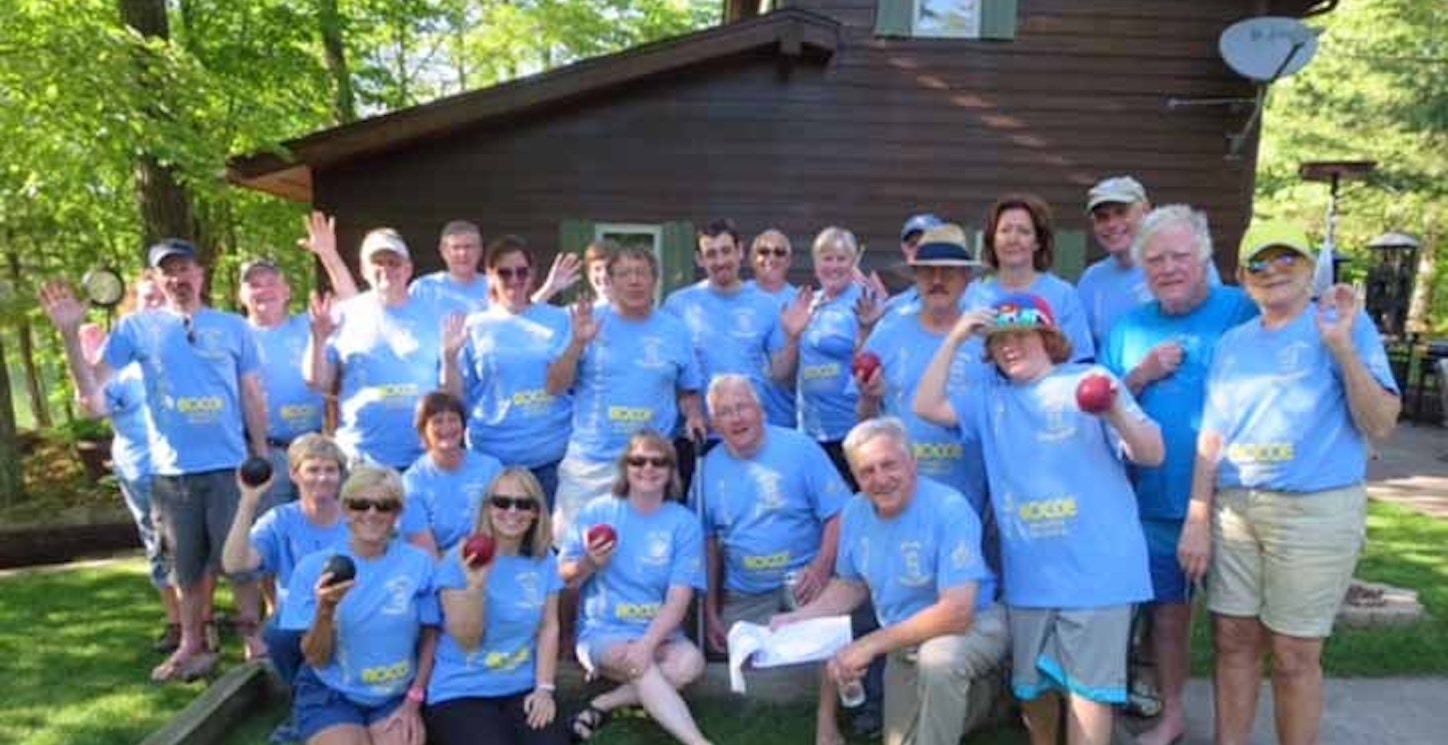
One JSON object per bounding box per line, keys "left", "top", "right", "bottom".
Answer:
{"left": 315, "top": 0, "right": 1264, "bottom": 282}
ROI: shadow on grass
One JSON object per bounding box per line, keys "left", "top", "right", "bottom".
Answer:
{"left": 0, "top": 559, "right": 237, "bottom": 745}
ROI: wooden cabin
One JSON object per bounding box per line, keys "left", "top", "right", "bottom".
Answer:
{"left": 229, "top": 0, "right": 1334, "bottom": 292}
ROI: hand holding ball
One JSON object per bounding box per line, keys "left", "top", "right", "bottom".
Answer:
{"left": 238, "top": 456, "right": 273, "bottom": 488}
{"left": 462, "top": 534, "right": 497, "bottom": 568}
{"left": 322, "top": 554, "right": 356, "bottom": 586}
{"left": 587, "top": 523, "right": 618, "bottom": 550}
{"left": 852, "top": 351, "right": 882, "bottom": 380}
{"left": 1075, "top": 374, "right": 1117, "bottom": 415}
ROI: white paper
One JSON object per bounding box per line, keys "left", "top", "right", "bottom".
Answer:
{"left": 727, "top": 616, "right": 853, "bottom": 694}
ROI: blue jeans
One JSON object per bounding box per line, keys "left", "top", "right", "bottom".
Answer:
{"left": 529, "top": 460, "right": 561, "bottom": 513}
{"left": 265, "top": 617, "right": 305, "bottom": 687}
{"left": 117, "top": 473, "right": 168, "bottom": 588}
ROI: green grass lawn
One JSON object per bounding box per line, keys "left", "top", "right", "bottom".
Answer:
{"left": 4, "top": 498, "right": 1443, "bottom": 745}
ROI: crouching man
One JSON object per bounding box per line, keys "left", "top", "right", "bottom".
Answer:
{"left": 772, "top": 418, "right": 1009, "bottom": 745}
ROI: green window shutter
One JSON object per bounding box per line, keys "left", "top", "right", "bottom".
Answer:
{"left": 980, "top": 0, "right": 1018, "bottom": 40}
{"left": 659, "top": 221, "right": 697, "bottom": 297}
{"left": 1055, "top": 229, "right": 1087, "bottom": 284}
{"left": 875, "top": 0, "right": 913, "bottom": 37}
{"left": 557, "top": 218, "right": 594, "bottom": 305}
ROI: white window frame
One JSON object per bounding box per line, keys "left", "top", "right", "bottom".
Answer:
{"left": 913, "top": 0, "right": 983, "bottom": 39}
{"left": 595, "top": 222, "right": 665, "bottom": 303}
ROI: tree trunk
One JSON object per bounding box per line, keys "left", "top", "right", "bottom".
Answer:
{"left": 118, "top": 0, "right": 197, "bottom": 259}
{"left": 0, "top": 332, "right": 24, "bottom": 505}
{"left": 317, "top": 0, "right": 357, "bottom": 124}
{"left": 7, "top": 251, "right": 50, "bottom": 429}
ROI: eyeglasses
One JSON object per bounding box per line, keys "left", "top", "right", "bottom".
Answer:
{"left": 756, "top": 246, "right": 788, "bottom": 258}
{"left": 495, "top": 266, "right": 531, "bottom": 281}
{"left": 1245, "top": 253, "right": 1301, "bottom": 276}
{"left": 626, "top": 455, "right": 671, "bottom": 469}
{"left": 344, "top": 497, "right": 401, "bottom": 513}
{"left": 183, "top": 316, "right": 196, "bottom": 345}
{"left": 489, "top": 495, "right": 540, "bottom": 512}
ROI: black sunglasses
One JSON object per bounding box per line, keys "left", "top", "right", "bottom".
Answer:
{"left": 495, "top": 266, "right": 531, "bottom": 281}
{"left": 756, "top": 246, "right": 788, "bottom": 258}
{"left": 344, "top": 497, "right": 401, "bottom": 513}
{"left": 489, "top": 495, "right": 540, "bottom": 512}
{"left": 626, "top": 455, "right": 671, "bottom": 469}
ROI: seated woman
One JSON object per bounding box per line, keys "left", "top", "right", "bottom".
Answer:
{"left": 914, "top": 293, "right": 1164, "bottom": 745}
{"left": 559, "top": 431, "right": 712, "bottom": 745}
{"left": 280, "top": 465, "right": 440, "bottom": 745}
{"left": 400, "top": 390, "right": 504, "bottom": 556}
{"left": 424, "top": 467, "right": 566, "bottom": 745}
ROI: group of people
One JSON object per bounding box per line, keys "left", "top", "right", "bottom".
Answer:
{"left": 40, "top": 173, "right": 1399, "bottom": 745}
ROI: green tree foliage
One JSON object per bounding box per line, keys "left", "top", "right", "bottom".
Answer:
{"left": 0, "top": 0, "right": 718, "bottom": 472}
{"left": 1256, "top": 0, "right": 1448, "bottom": 333}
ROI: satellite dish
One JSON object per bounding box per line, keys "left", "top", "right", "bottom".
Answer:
{"left": 1220, "top": 16, "right": 1319, "bottom": 83}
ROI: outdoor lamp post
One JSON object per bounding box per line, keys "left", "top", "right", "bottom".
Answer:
{"left": 1365, "top": 231, "right": 1422, "bottom": 339}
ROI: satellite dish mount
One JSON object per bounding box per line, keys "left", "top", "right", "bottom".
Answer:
{"left": 1213, "top": 16, "right": 1320, "bottom": 157}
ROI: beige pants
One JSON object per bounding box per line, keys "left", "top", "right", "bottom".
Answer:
{"left": 883, "top": 604, "right": 1011, "bottom": 745}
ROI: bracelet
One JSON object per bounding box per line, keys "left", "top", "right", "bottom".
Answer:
{"left": 536, "top": 682, "right": 556, "bottom": 693}
{"left": 406, "top": 685, "right": 426, "bottom": 704}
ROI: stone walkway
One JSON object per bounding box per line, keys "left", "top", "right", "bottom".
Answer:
{"left": 1178, "top": 677, "right": 1448, "bottom": 744}
{"left": 1367, "top": 421, "right": 1448, "bottom": 518}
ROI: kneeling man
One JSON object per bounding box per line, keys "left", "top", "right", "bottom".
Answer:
{"left": 773, "top": 418, "right": 1008, "bottom": 745}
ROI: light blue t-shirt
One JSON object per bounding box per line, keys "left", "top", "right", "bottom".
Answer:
{"left": 326, "top": 293, "right": 443, "bottom": 468}
{"left": 745, "top": 280, "right": 798, "bottom": 428}
{"left": 798, "top": 284, "right": 863, "bottom": 441}
{"left": 1078, "top": 256, "right": 1225, "bottom": 349}
{"left": 249, "top": 503, "right": 350, "bottom": 612}
{"left": 963, "top": 273, "right": 1095, "bottom": 362}
{"left": 561, "top": 496, "right": 706, "bottom": 643}
{"left": 663, "top": 281, "right": 787, "bottom": 423}
{"left": 400, "top": 450, "right": 506, "bottom": 552}
{"left": 104, "top": 364, "right": 152, "bottom": 482}
{"left": 1202, "top": 307, "right": 1398, "bottom": 492}
{"left": 700, "top": 426, "right": 849, "bottom": 594}
{"left": 429, "top": 549, "right": 564, "bottom": 702}
{"left": 410, "top": 271, "right": 489, "bottom": 317}
{"left": 567, "top": 307, "right": 703, "bottom": 462}
{"left": 836, "top": 478, "right": 996, "bottom": 627}
{"left": 1102, "top": 287, "right": 1258, "bottom": 517}
{"left": 253, "top": 314, "right": 325, "bottom": 442}
{"left": 102, "top": 307, "right": 261, "bottom": 475}
{"left": 861, "top": 312, "right": 990, "bottom": 512}
{"left": 953, "top": 364, "right": 1152, "bottom": 609}
{"left": 280, "top": 541, "right": 440, "bottom": 706}
{"left": 459, "top": 303, "right": 573, "bottom": 467}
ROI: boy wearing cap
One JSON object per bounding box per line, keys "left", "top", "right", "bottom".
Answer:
{"left": 307, "top": 228, "right": 451, "bottom": 469}
{"left": 857, "top": 223, "right": 990, "bottom": 511}
{"left": 42, "top": 239, "right": 271, "bottom": 682}
{"left": 914, "top": 293, "right": 1163, "bottom": 745}
{"left": 1179, "top": 220, "right": 1399, "bottom": 745}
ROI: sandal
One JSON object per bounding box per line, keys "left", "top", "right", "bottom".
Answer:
{"left": 570, "top": 704, "right": 613, "bottom": 743}
{"left": 235, "top": 618, "right": 269, "bottom": 662}
{"left": 150, "top": 650, "right": 219, "bottom": 684}
{"left": 152, "top": 623, "right": 182, "bottom": 653}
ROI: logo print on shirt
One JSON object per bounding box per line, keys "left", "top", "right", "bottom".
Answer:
{"left": 639, "top": 336, "right": 667, "bottom": 369}
{"left": 381, "top": 576, "right": 413, "bottom": 615}
{"left": 644, "top": 530, "right": 671, "bottom": 566}
{"left": 899, "top": 541, "right": 931, "bottom": 588}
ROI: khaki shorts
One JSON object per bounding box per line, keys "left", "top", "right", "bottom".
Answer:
{"left": 1208, "top": 484, "right": 1366, "bottom": 637}
{"left": 884, "top": 604, "right": 1009, "bottom": 745}
{"left": 720, "top": 590, "right": 787, "bottom": 632}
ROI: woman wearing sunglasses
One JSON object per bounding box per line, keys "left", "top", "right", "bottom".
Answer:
{"left": 400, "top": 391, "right": 505, "bottom": 557}
{"left": 442, "top": 236, "right": 573, "bottom": 506}
{"left": 280, "top": 465, "right": 440, "bottom": 745}
{"left": 559, "top": 431, "right": 711, "bottom": 745}
{"left": 1176, "top": 221, "right": 1400, "bottom": 745}
{"left": 424, "top": 468, "right": 566, "bottom": 744}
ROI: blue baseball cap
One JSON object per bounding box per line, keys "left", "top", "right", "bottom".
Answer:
{"left": 147, "top": 239, "right": 198, "bottom": 269}
{"left": 900, "top": 213, "right": 944, "bottom": 242}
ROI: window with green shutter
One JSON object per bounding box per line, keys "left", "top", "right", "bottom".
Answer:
{"left": 876, "top": 0, "right": 1017, "bottom": 40}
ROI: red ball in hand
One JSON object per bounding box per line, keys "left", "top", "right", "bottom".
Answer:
{"left": 462, "top": 534, "right": 496, "bottom": 568}
{"left": 1075, "top": 374, "right": 1117, "bottom": 414}
{"left": 852, "top": 351, "right": 882, "bottom": 380}
{"left": 586, "top": 523, "right": 617, "bottom": 549}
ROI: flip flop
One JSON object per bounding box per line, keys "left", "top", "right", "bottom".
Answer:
{"left": 570, "top": 704, "right": 613, "bottom": 743}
